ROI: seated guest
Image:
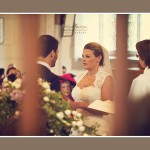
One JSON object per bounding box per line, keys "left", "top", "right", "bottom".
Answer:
{"left": 60, "top": 80, "right": 74, "bottom": 102}
{"left": 6, "top": 67, "right": 18, "bottom": 82}
{"left": 6, "top": 67, "right": 17, "bottom": 77}
{"left": 59, "top": 73, "right": 76, "bottom": 90}
{"left": 6, "top": 66, "right": 23, "bottom": 82}
{"left": 128, "top": 40, "right": 150, "bottom": 101}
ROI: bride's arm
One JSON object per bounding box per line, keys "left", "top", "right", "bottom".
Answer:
{"left": 70, "top": 101, "right": 89, "bottom": 110}
{"left": 101, "top": 76, "right": 114, "bottom": 101}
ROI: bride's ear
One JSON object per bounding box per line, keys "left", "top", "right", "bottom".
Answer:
{"left": 97, "top": 55, "right": 102, "bottom": 63}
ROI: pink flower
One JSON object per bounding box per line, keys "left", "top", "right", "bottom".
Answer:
{"left": 10, "top": 89, "right": 24, "bottom": 103}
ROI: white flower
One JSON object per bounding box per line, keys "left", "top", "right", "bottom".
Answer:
{"left": 8, "top": 81, "right": 12, "bottom": 84}
{"left": 79, "top": 126, "right": 85, "bottom": 132}
{"left": 49, "top": 129, "right": 54, "bottom": 133}
{"left": 3, "top": 82, "right": 9, "bottom": 87}
{"left": 3, "top": 77, "right": 8, "bottom": 82}
{"left": 43, "top": 96, "right": 49, "bottom": 102}
{"left": 65, "top": 110, "right": 71, "bottom": 116}
{"left": 12, "top": 82, "right": 21, "bottom": 89}
{"left": 50, "top": 100, "right": 56, "bottom": 104}
{"left": 51, "top": 90, "right": 56, "bottom": 94}
{"left": 15, "top": 78, "right": 22, "bottom": 84}
{"left": 44, "top": 88, "right": 51, "bottom": 94}
{"left": 76, "top": 120, "right": 84, "bottom": 127}
{"left": 56, "top": 112, "right": 64, "bottom": 119}
{"left": 76, "top": 112, "right": 82, "bottom": 118}
{"left": 72, "top": 110, "right": 77, "bottom": 116}
{"left": 70, "top": 128, "right": 81, "bottom": 136}
{"left": 72, "top": 121, "right": 77, "bottom": 127}
{"left": 42, "top": 82, "right": 49, "bottom": 89}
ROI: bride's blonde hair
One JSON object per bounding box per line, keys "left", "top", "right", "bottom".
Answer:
{"left": 84, "top": 42, "right": 104, "bottom": 66}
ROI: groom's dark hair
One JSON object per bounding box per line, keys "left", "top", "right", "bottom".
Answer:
{"left": 37, "top": 35, "right": 59, "bottom": 58}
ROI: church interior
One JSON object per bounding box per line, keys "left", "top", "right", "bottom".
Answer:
{"left": 0, "top": 14, "right": 150, "bottom": 136}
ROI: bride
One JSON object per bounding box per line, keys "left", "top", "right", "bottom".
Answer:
{"left": 71, "top": 42, "right": 115, "bottom": 136}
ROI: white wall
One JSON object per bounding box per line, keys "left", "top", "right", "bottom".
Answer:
{"left": 0, "top": 14, "right": 84, "bottom": 77}
{"left": 0, "top": 14, "right": 23, "bottom": 71}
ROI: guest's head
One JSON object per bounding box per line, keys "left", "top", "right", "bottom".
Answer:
{"left": 7, "top": 74, "right": 17, "bottom": 82}
{"left": 136, "top": 39, "right": 150, "bottom": 69}
{"left": 62, "top": 66, "right": 67, "bottom": 75}
{"left": 7, "top": 64, "right": 16, "bottom": 70}
{"left": 82, "top": 42, "right": 104, "bottom": 70}
{"left": 59, "top": 73, "right": 76, "bottom": 89}
{"left": 6, "top": 67, "right": 17, "bottom": 76}
{"left": 60, "top": 80, "right": 72, "bottom": 100}
{"left": 37, "top": 35, "right": 59, "bottom": 67}
{"left": 6, "top": 67, "right": 17, "bottom": 82}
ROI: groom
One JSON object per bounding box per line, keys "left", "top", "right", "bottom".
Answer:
{"left": 37, "top": 34, "right": 60, "bottom": 92}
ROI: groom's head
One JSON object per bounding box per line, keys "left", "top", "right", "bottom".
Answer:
{"left": 37, "top": 35, "right": 59, "bottom": 67}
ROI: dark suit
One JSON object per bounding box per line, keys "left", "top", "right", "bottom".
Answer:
{"left": 37, "top": 64, "right": 60, "bottom": 92}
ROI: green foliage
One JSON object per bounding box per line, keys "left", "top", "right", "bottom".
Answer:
{"left": 39, "top": 82, "right": 73, "bottom": 135}
{"left": 0, "top": 78, "right": 100, "bottom": 136}
{"left": 0, "top": 85, "right": 18, "bottom": 125}
{"left": 84, "top": 123, "right": 100, "bottom": 136}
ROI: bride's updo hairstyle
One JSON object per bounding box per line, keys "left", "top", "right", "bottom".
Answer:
{"left": 84, "top": 42, "right": 104, "bottom": 66}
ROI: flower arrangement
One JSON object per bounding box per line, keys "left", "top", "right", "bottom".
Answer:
{"left": 0, "top": 77, "right": 98, "bottom": 136}
{"left": 38, "top": 78, "right": 99, "bottom": 136}
{"left": 0, "top": 78, "right": 22, "bottom": 125}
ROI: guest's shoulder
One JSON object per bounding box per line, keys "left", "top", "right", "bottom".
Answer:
{"left": 132, "top": 73, "right": 148, "bottom": 84}
{"left": 130, "top": 74, "right": 148, "bottom": 89}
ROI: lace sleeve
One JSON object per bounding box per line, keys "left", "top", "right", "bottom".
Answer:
{"left": 94, "top": 67, "right": 112, "bottom": 89}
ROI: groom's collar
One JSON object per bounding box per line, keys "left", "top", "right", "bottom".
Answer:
{"left": 37, "top": 61, "right": 51, "bottom": 71}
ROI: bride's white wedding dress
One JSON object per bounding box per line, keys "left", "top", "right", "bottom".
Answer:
{"left": 71, "top": 47, "right": 114, "bottom": 136}
{"left": 72, "top": 67, "right": 113, "bottom": 136}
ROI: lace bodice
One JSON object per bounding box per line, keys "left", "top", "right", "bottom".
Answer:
{"left": 72, "top": 67, "right": 111, "bottom": 103}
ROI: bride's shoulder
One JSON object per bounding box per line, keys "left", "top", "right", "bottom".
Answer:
{"left": 97, "top": 67, "right": 111, "bottom": 77}
{"left": 95, "top": 67, "right": 113, "bottom": 85}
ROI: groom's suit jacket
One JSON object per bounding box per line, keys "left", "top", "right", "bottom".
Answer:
{"left": 37, "top": 64, "right": 60, "bottom": 92}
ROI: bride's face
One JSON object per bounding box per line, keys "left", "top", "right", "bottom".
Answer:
{"left": 82, "top": 49, "right": 101, "bottom": 70}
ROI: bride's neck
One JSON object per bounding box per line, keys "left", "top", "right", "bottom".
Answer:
{"left": 87, "top": 67, "right": 99, "bottom": 76}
